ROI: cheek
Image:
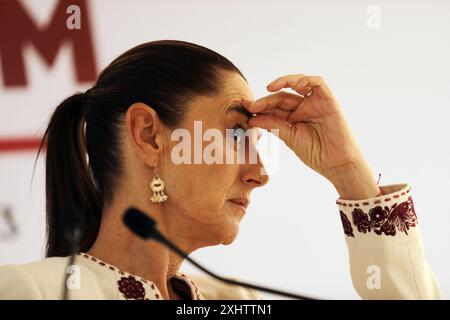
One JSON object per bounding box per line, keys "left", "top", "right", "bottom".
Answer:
{"left": 166, "top": 163, "right": 238, "bottom": 213}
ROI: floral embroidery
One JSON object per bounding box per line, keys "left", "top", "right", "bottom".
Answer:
{"left": 352, "top": 208, "right": 371, "bottom": 234}
{"left": 340, "top": 211, "right": 354, "bottom": 237}
{"left": 341, "top": 196, "right": 417, "bottom": 237}
{"left": 368, "top": 206, "right": 388, "bottom": 231}
{"left": 118, "top": 276, "right": 146, "bottom": 300}
{"left": 76, "top": 252, "right": 203, "bottom": 300}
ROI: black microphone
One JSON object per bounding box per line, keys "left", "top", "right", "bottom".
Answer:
{"left": 123, "top": 207, "right": 318, "bottom": 300}
{"left": 59, "top": 206, "right": 83, "bottom": 300}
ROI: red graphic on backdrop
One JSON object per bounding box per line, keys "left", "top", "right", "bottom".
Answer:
{"left": 0, "top": 137, "right": 43, "bottom": 153}
{"left": 0, "top": 0, "right": 97, "bottom": 87}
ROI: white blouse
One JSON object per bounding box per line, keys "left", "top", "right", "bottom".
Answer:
{"left": 0, "top": 183, "right": 443, "bottom": 299}
{"left": 0, "top": 251, "right": 261, "bottom": 300}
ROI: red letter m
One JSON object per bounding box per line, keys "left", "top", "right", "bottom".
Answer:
{"left": 0, "top": 0, "right": 97, "bottom": 87}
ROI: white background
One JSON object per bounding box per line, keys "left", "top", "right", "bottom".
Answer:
{"left": 0, "top": 0, "right": 449, "bottom": 299}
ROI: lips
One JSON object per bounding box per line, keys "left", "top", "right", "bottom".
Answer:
{"left": 228, "top": 198, "right": 249, "bottom": 209}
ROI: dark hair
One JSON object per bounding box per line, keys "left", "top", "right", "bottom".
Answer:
{"left": 37, "top": 40, "right": 246, "bottom": 257}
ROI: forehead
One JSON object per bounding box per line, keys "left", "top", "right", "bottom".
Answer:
{"left": 186, "top": 71, "right": 254, "bottom": 117}
{"left": 217, "top": 70, "right": 254, "bottom": 102}
{"left": 179, "top": 71, "right": 262, "bottom": 138}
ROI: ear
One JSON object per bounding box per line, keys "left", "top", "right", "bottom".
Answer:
{"left": 125, "top": 102, "right": 164, "bottom": 167}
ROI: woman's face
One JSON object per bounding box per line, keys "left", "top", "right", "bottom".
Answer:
{"left": 160, "top": 71, "right": 269, "bottom": 248}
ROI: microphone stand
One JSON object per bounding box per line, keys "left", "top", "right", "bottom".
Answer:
{"left": 61, "top": 207, "right": 82, "bottom": 300}
{"left": 123, "top": 207, "right": 318, "bottom": 300}
{"left": 62, "top": 228, "right": 81, "bottom": 300}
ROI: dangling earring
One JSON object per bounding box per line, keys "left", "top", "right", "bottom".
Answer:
{"left": 150, "top": 159, "right": 168, "bottom": 203}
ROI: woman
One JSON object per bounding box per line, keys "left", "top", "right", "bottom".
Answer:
{"left": 0, "top": 40, "right": 442, "bottom": 300}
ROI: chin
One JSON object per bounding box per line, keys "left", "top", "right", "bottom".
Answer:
{"left": 220, "top": 223, "right": 240, "bottom": 245}
{"left": 205, "top": 211, "right": 242, "bottom": 246}
{"left": 222, "top": 236, "right": 237, "bottom": 246}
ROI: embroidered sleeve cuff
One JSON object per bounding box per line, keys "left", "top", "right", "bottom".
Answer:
{"left": 336, "top": 183, "right": 419, "bottom": 249}
{"left": 335, "top": 183, "right": 443, "bottom": 299}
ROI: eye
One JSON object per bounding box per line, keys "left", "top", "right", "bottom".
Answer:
{"left": 229, "top": 125, "right": 246, "bottom": 147}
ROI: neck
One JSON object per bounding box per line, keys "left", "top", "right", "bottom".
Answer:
{"left": 86, "top": 200, "right": 192, "bottom": 300}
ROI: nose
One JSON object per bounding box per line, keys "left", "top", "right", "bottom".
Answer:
{"left": 241, "top": 153, "right": 269, "bottom": 188}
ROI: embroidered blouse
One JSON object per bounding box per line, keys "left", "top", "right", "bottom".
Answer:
{"left": 0, "top": 183, "right": 443, "bottom": 299}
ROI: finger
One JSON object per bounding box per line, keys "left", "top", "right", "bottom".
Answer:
{"left": 267, "top": 74, "right": 305, "bottom": 89}
{"left": 266, "top": 74, "right": 307, "bottom": 92}
{"left": 259, "top": 108, "right": 291, "bottom": 122}
{"left": 248, "top": 114, "right": 292, "bottom": 144}
{"left": 242, "top": 91, "right": 304, "bottom": 113}
{"left": 267, "top": 74, "right": 329, "bottom": 97}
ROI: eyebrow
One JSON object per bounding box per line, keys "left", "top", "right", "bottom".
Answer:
{"left": 225, "top": 104, "right": 262, "bottom": 140}
{"left": 225, "top": 104, "right": 253, "bottom": 120}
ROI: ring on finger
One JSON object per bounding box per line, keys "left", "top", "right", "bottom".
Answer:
{"left": 305, "top": 90, "right": 313, "bottom": 97}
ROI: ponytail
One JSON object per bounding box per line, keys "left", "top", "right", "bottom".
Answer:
{"left": 38, "top": 93, "right": 102, "bottom": 257}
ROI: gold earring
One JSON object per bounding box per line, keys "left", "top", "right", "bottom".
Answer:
{"left": 150, "top": 159, "right": 168, "bottom": 203}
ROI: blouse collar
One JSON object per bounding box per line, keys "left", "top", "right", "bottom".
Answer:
{"left": 76, "top": 252, "right": 204, "bottom": 300}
